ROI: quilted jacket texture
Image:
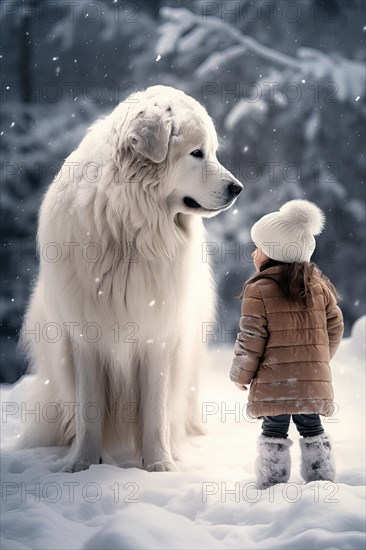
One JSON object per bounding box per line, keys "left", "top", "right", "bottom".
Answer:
{"left": 230, "top": 265, "right": 344, "bottom": 418}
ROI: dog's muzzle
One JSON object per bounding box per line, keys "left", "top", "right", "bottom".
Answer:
{"left": 183, "top": 179, "right": 243, "bottom": 212}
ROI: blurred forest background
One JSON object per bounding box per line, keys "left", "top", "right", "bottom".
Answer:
{"left": 1, "top": 0, "right": 365, "bottom": 383}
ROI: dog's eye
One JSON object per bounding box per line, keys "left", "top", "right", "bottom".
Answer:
{"left": 190, "top": 149, "right": 204, "bottom": 159}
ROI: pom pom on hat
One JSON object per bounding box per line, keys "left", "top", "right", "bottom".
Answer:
{"left": 279, "top": 200, "right": 325, "bottom": 236}
{"left": 251, "top": 199, "right": 325, "bottom": 263}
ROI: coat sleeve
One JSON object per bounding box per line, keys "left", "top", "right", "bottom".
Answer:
{"left": 324, "top": 287, "right": 344, "bottom": 359}
{"left": 229, "top": 283, "right": 268, "bottom": 385}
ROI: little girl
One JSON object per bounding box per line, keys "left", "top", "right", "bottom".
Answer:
{"left": 230, "top": 200, "right": 344, "bottom": 489}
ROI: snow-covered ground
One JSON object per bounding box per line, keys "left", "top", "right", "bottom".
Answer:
{"left": 1, "top": 317, "right": 365, "bottom": 550}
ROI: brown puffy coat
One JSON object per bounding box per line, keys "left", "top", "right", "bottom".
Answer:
{"left": 230, "top": 265, "right": 344, "bottom": 418}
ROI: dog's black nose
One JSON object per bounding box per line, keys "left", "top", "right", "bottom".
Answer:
{"left": 228, "top": 181, "right": 243, "bottom": 196}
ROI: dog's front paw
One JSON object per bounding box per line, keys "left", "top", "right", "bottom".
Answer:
{"left": 144, "top": 459, "right": 178, "bottom": 472}
{"left": 61, "top": 456, "right": 102, "bottom": 473}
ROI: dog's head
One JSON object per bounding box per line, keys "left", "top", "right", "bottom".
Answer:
{"left": 116, "top": 85, "right": 243, "bottom": 219}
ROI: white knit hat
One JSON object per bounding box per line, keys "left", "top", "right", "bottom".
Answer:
{"left": 251, "top": 200, "right": 325, "bottom": 263}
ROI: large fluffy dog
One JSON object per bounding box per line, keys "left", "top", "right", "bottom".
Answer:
{"left": 19, "top": 86, "right": 242, "bottom": 472}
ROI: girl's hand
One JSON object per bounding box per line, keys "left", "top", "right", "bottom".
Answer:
{"left": 234, "top": 382, "right": 248, "bottom": 391}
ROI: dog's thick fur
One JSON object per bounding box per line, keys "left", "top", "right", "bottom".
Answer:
{"left": 18, "top": 86, "right": 242, "bottom": 472}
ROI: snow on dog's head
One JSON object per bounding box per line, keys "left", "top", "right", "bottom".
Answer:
{"left": 110, "top": 85, "right": 243, "bottom": 218}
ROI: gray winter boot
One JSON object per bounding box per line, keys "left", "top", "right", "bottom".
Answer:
{"left": 255, "top": 435, "right": 293, "bottom": 489}
{"left": 300, "top": 433, "right": 336, "bottom": 482}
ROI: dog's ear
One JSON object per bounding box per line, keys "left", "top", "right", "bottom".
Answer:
{"left": 127, "top": 104, "right": 173, "bottom": 163}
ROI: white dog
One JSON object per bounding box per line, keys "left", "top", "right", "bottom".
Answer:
{"left": 18, "top": 85, "right": 242, "bottom": 472}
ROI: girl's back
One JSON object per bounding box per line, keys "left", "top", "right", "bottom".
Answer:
{"left": 232, "top": 262, "right": 343, "bottom": 418}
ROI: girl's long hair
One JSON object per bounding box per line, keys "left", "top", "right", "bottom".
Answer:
{"left": 238, "top": 259, "right": 340, "bottom": 308}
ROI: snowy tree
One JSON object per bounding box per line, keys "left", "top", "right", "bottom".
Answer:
{"left": 155, "top": 2, "right": 366, "bottom": 337}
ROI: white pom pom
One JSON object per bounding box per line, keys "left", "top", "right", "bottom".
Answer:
{"left": 279, "top": 200, "right": 325, "bottom": 235}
